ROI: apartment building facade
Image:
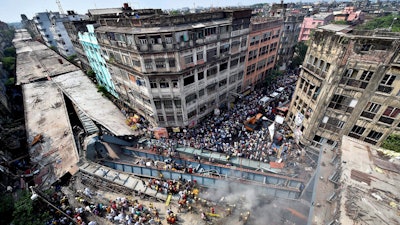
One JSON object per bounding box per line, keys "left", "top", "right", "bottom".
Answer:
{"left": 298, "top": 13, "right": 334, "bottom": 42}
{"left": 269, "top": 3, "right": 304, "bottom": 70}
{"left": 63, "top": 16, "right": 96, "bottom": 71}
{"left": 93, "top": 8, "right": 251, "bottom": 127}
{"left": 78, "top": 24, "right": 118, "bottom": 97}
{"left": 244, "top": 17, "right": 283, "bottom": 90}
{"left": 34, "top": 12, "right": 58, "bottom": 47}
{"left": 286, "top": 24, "right": 400, "bottom": 148}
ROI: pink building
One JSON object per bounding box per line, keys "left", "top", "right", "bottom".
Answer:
{"left": 298, "top": 13, "right": 334, "bottom": 42}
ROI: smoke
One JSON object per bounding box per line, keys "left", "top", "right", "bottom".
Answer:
{"left": 199, "top": 179, "right": 309, "bottom": 225}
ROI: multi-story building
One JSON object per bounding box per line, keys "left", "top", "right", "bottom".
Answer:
{"left": 63, "top": 18, "right": 96, "bottom": 71}
{"left": 93, "top": 6, "right": 251, "bottom": 127}
{"left": 33, "top": 11, "right": 87, "bottom": 57}
{"left": 286, "top": 24, "right": 400, "bottom": 148}
{"left": 298, "top": 13, "right": 334, "bottom": 42}
{"left": 244, "top": 17, "right": 283, "bottom": 91}
{"left": 270, "top": 2, "right": 305, "bottom": 70}
{"left": 34, "top": 12, "right": 58, "bottom": 47}
{"left": 20, "top": 14, "right": 40, "bottom": 40}
{"left": 333, "top": 6, "right": 365, "bottom": 26}
{"left": 49, "top": 11, "right": 88, "bottom": 57}
{"left": 78, "top": 24, "right": 118, "bottom": 97}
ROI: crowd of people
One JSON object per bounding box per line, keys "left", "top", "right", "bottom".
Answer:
{"left": 160, "top": 72, "right": 299, "bottom": 164}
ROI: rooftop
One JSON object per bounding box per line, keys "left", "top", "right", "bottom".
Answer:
{"left": 15, "top": 41, "right": 79, "bottom": 85}
{"left": 23, "top": 81, "right": 79, "bottom": 187}
{"left": 95, "top": 18, "right": 231, "bottom": 34}
{"left": 310, "top": 12, "right": 333, "bottom": 20}
{"left": 339, "top": 136, "right": 400, "bottom": 225}
{"left": 52, "top": 71, "right": 135, "bottom": 136}
{"left": 318, "top": 24, "right": 352, "bottom": 32}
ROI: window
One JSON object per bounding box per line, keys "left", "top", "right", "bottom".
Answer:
{"left": 256, "top": 59, "right": 266, "bottom": 71}
{"left": 246, "top": 64, "right": 256, "bottom": 75}
{"left": 159, "top": 80, "right": 169, "bottom": 88}
{"left": 237, "top": 71, "right": 244, "bottom": 80}
{"left": 379, "top": 106, "right": 400, "bottom": 124}
{"left": 154, "top": 100, "right": 162, "bottom": 109}
{"left": 361, "top": 102, "right": 381, "bottom": 119}
{"left": 248, "top": 49, "right": 258, "bottom": 61}
{"left": 220, "top": 62, "right": 228, "bottom": 72}
{"left": 361, "top": 44, "right": 371, "bottom": 51}
{"left": 155, "top": 58, "right": 166, "bottom": 68}
{"left": 158, "top": 115, "right": 165, "bottom": 122}
{"left": 324, "top": 63, "right": 330, "bottom": 72}
{"left": 382, "top": 106, "right": 400, "bottom": 118}
{"left": 328, "top": 94, "right": 354, "bottom": 113}
{"left": 219, "top": 79, "right": 227, "bottom": 87}
{"left": 220, "top": 44, "right": 230, "bottom": 55}
{"left": 174, "top": 100, "right": 181, "bottom": 108}
{"left": 344, "top": 69, "right": 357, "bottom": 78}
{"left": 241, "top": 38, "right": 247, "bottom": 47}
{"left": 185, "top": 93, "right": 197, "bottom": 104}
{"left": 230, "top": 58, "right": 239, "bottom": 68}
{"left": 166, "top": 115, "right": 175, "bottom": 122}
{"left": 360, "top": 71, "right": 373, "bottom": 81}
{"left": 207, "top": 83, "right": 217, "bottom": 93}
{"left": 351, "top": 125, "right": 366, "bottom": 135}
{"left": 204, "top": 27, "right": 216, "bottom": 36}
{"left": 168, "top": 58, "right": 176, "bottom": 67}
{"left": 188, "top": 110, "right": 197, "bottom": 118}
{"left": 184, "top": 75, "right": 195, "bottom": 86}
{"left": 132, "top": 59, "right": 141, "bottom": 67}
{"left": 164, "top": 100, "right": 173, "bottom": 108}
{"left": 165, "top": 36, "right": 173, "bottom": 44}
{"left": 250, "top": 35, "right": 260, "bottom": 46}
{"left": 229, "top": 74, "right": 236, "bottom": 84}
{"left": 197, "top": 52, "right": 203, "bottom": 61}
{"left": 365, "top": 130, "right": 383, "bottom": 144}
{"left": 259, "top": 46, "right": 268, "bottom": 56}
{"left": 198, "top": 71, "right": 204, "bottom": 80}
{"left": 199, "top": 89, "right": 205, "bottom": 97}
{"left": 172, "top": 80, "right": 178, "bottom": 88}
{"left": 144, "top": 59, "right": 153, "bottom": 69}
{"left": 207, "top": 67, "right": 218, "bottom": 78}
{"left": 184, "top": 55, "right": 193, "bottom": 64}
{"left": 150, "top": 81, "right": 158, "bottom": 88}
{"left": 206, "top": 48, "right": 217, "bottom": 61}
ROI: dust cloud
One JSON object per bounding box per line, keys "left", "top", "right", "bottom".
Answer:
{"left": 199, "top": 180, "right": 309, "bottom": 225}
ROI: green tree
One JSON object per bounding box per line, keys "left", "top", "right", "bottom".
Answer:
{"left": 357, "top": 14, "right": 400, "bottom": 31}
{"left": 66, "top": 54, "right": 77, "bottom": 62}
{"left": 1, "top": 56, "right": 15, "bottom": 73}
{"left": 86, "top": 69, "right": 96, "bottom": 79}
{"left": 12, "top": 190, "right": 52, "bottom": 225}
{"left": 333, "top": 20, "right": 348, "bottom": 25}
{"left": 291, "top": 42, "right": 308, "bottom": 69}
{"left": 0, "top": 193, "right": 14, "bottom": 225}
{"left": 265, "top": 69, "right": 283, "bottom": 86}
{"left": 5, "top": 77, "right": 15, "bottom": 87}
{"left": 97, "top": 84, "right": 112, "bottom": 99}
{"left": 381, "top": 134, "right": 400, "bottom": 153}
{"left": 3, "top": 47, "right": 16, "bottom": 57}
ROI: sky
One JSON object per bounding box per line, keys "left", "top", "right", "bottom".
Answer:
{"left": 0, "top": 0, "right": 280, "bottom": 23}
